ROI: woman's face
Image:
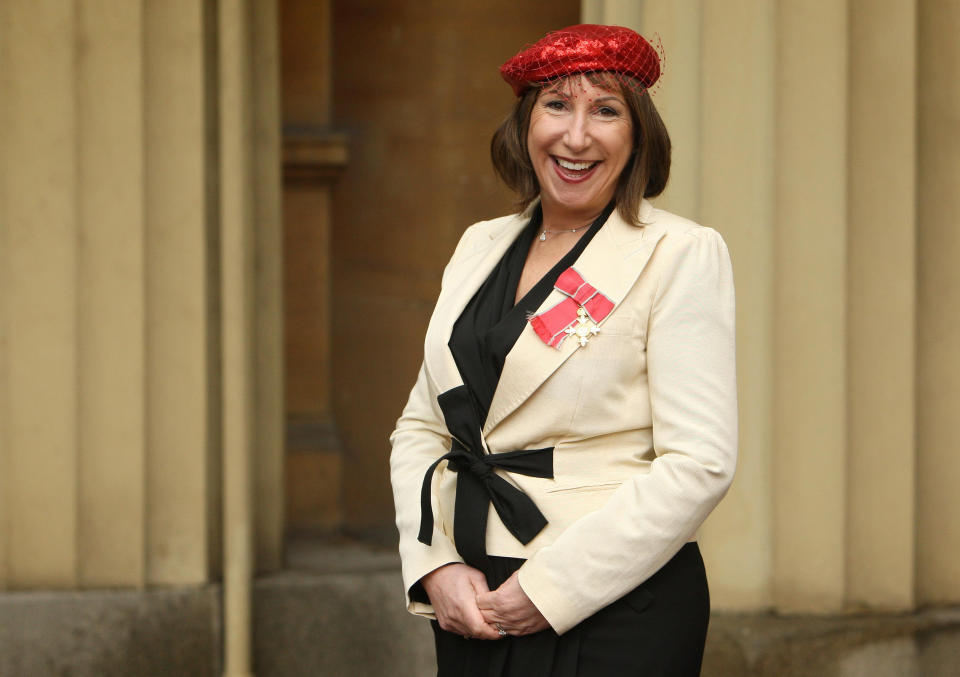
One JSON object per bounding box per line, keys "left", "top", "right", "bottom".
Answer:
{"left": 526, "top": 75, "right": 634, "bottom": 222}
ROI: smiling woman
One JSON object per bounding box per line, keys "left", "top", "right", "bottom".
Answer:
{"left": 525, "top": 77, "right": 633, "bottom": 227}
{"left": 491, "top": 70, "right": 670, "bottom": 230}
{"left": 390, "top": 23, "right": 737, "bottom": 677}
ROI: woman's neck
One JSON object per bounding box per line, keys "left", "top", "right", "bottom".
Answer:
{"left": 539, "top": 202, "right": 605, "bottom": 233}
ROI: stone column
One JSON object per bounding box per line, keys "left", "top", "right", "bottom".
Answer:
{"left": 220, "top": 0, "right": 284, "bottom": 673}
{"left": 76, "top": 0, "right": 149, "bottom": 588}
{"left": 144, "top": 0, "right": 220, "bottom": 587}
{"left": 0, "top": 0, "right": 82, "bottom": 588}
{"left": 641, "top": 0, "right": 703, "bottom": 221}
{"left": 220, "top": 1, "right": 257, "bottom": 673}
{"left": 252, "top": 0, "right": 285, "bottom": 577}
{"left": 0, "top": 0, "right": 283, "bottom": 596}
{"left": 846, "top": 0, "right": 917, "bottom": 611}
{"left": 695, "top": 0, "right": 776, "bottom": 610}
{"left": 771, "top": 0, "right": 850, "bottom": 613}
{"left": 917, "top": 0, "right": 960, "bottom": 605}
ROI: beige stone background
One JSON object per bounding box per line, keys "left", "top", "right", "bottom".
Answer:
{"left": 1, "top": 0, "right": 959, "bottom": 675}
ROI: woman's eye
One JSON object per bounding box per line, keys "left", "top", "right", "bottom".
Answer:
{"left": 544, "top": 100, "right": 566, "bottom": 111}
{"left": 596, "top": 106, "right": 620, "bottom": 117}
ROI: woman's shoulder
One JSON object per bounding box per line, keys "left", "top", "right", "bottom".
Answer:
{"left": 463, "top": 207, "right": 532, "bottom": 238}
{"left": 440, "top": 209, "right": 530, "bottom": 283}
{"left": 638, "top": 204, "right": 733, "bottom": 281}
{"left": 451, "top": 208, "right": 532, "bottom": 255}
{"left": 644, "top": 203, "right": 726, "bottom": 244}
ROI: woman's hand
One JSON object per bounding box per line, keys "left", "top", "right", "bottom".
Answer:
{"left": 477, "top": 572, "right": 551, "bottom": 636}
{"left": 421, "top": 563, "right": 502, "bottom": 640}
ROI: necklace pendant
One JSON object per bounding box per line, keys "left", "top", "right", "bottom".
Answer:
{"left": 539, "top": 231, "right": 547, "bottom": 241}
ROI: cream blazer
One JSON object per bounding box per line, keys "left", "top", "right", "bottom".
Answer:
{"left": 389, "top": 199, "right": 737, "bottom": 635}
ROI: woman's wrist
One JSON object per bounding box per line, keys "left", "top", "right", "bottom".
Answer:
{"left": 421, "top": 562, "right": 460, "bottom": 596}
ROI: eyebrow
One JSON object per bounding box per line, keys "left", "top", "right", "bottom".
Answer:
{"left": 540, "top": 88, "right": 625, "bottom": 105}
{"left": 542, "top": 85, "right": 571, "bottom": 99}
{"left": 592, "top": 95, "right": 626, "bottom": 105}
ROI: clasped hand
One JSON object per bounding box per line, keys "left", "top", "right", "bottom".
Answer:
{"left": 422, "top": 563, "right": 550, "bottom": 639}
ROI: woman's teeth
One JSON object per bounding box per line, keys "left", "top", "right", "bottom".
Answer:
{"left": 555, "top": 158, "right": 597, "bottom": 171}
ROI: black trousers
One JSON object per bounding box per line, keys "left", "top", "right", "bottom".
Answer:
{"left": 432, "top": 543, "right": 710, "bottom": 677}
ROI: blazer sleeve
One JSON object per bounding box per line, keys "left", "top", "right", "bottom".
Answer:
{"left": 516, "top": 226, "right": 738, "bottom": 635}
{"left": 389, "top": 224, "right": 480, "bottom": 618}
{"left": 390, "top": 362, "right": 463, "bottom": 618}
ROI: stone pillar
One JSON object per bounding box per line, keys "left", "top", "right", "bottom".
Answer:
{"left": 76, "top": 0, "right": 148, "bottom": 588}
{"left": 220, "top": 0, "right": 284, "bottom": 672}
{"left": 694, "top": 0, "right": 776, "bottom": 611}
{"left": 0, "top": 0, "right": 283, "bottom": 595}
{"left": 144, "top": 0, "right": 219, "bottom": 587}
{"left": 640, "top": 0, "right": 702, "bottom": 220}
{"left": 0, "top": 0, "right": 82, "bottom": 588}
{"left": 581, "top": 0, "right": 643, "bottom": 26}
{"left": 252, "top": 0, "right": 285, "bottom": 577}
{"left": 772, "top": 0, "right": 850, "bottom": 613}
{"left": 846, "top": 0, "right": 916, "bottom": 611}
{"left": 220, "top": 0, "right": 257, "bottom": 673}
{"left": 917, "top": 0, "right": 960, "bottom": 604}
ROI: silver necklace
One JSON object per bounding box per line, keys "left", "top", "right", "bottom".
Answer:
{"left": 538, "top": 223, "right": 591, "bottom": 241}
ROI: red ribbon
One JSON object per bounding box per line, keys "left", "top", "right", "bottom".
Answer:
{"left": 529, "top": 267, "right": 614, "bottom": 348}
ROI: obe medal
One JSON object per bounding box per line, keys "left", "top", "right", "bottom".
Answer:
{"left": 564, "top": 306, "right": 600, "bottom": 347}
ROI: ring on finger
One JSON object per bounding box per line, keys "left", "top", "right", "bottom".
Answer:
{"left": 496, "top": 623, "right": 507, "bottom": 637}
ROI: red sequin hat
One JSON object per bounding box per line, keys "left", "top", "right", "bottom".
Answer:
{"left": 500, "top": 24, "right": 662, "bottom": 97}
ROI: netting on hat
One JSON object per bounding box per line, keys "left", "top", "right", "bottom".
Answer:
{"left": 500, "top": 24, "right": 664, "bottom": 98}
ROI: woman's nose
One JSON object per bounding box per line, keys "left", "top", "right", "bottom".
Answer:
{"left": 563, "top": 113, "right": 591, "bottom": 151}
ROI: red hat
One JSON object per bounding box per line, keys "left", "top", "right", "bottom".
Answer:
{"left": 500, "top": 24, "right": 661, "bottom": 97}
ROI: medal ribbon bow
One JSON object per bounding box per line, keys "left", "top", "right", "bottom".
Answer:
{"left": 417, "top": 385, "right": 553, "bottom": 567}
{"left": 528, "top": 267, "right": 615, "bottom": 348}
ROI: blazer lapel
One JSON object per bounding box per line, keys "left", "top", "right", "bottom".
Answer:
{"left": 483, "top": 201, "right": 666, "bottom": 435}
{"left": 423, "top": 211, "right": 531, "bottom": 395}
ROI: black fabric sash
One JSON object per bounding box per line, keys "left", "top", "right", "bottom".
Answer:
{"left": 417, "top": 385, "right": 553, "bottom": 568}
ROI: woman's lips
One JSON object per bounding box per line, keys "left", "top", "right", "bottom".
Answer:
{"left": 552, "top": 156, "right": 600, "bottom": 182}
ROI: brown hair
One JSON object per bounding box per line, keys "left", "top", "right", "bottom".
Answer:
{"left": 490, "top": 73, "right": 671, "bottom": 226}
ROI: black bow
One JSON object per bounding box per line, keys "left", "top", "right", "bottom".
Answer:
{"left": 417, "top": 385, "right": 553, "bottom": 567}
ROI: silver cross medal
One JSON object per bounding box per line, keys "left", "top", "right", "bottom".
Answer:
{"left": 564, "top": 306, "right": 600, "bottom": 347}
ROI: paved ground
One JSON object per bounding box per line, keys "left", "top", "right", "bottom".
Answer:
{"left": 0, "top": 536, "right": 957, "bottom": 676}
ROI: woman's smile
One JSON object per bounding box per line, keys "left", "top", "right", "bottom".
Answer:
{"left": 552, "top": 156, "right": 600, "bottom": 181}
